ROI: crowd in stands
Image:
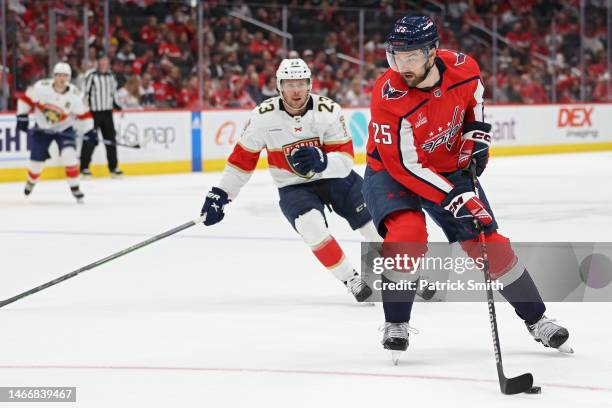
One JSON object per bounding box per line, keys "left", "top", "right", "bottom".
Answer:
{"left": 3, "top": 0, "right": 610, "bottom": 111}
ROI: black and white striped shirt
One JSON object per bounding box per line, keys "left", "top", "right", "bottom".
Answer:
{"left": 84, "top": 69, "right": 120, "bottom": 112}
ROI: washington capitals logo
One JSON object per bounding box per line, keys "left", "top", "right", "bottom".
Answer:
{"left": 382, "top": 79, "right": 407, "bottom": 100}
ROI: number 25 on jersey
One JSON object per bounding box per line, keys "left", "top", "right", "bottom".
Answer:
{"left": 372, "top": 122, "right": 392, "bottom": 144}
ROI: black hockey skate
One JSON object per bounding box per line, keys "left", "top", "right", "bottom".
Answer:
{"left": 70, "top": 186, "right": 85, "bottom": 203}
{"left": 526, "top": 315, "right": 573, "bottom": 353}
{"left": 24, "top": 181, "right": 35, "bottom": 196}
{"left": 344, "top": 273, "right": 372, "bottom": 302}
{"left": 381, "top": 322, "right": 417, "bottom": 365}
{"left": 81, "top": 168, "right": 92, "bottom": 179}
{"left": 110, "top": 168, "right": 124, "bottom": 179}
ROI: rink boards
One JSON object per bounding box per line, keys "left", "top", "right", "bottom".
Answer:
{"left": 1, "top": 103, "right": 612, "bottom": 181}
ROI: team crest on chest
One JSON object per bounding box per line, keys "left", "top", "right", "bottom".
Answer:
{"left": 420, "top": 105, "right": 465, "bottom": 153}
{"left": 382, "top": 79, "right": 407, "bottom": 100}
{"left": 283, "top": 137, "right": 321, "bottom": 178}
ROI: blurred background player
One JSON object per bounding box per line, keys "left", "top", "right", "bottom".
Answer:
{"left": 79, "top": 52, "right": 124, "bottom": 179}
{"left": 362, "top": 16, "right": 572, "bottom": 361}
{"left": 200, "top": 58, "right": 381, "bottom": 302}
{"left": 16, "top": 62, "right": 95, "bottom": 203}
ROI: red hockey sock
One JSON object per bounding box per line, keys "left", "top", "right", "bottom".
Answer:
{"left": 27, "top": 171, "right": 40, "bottom": 183}
{"left": 312, "top": 236, "right": 345, "bottom": 269}
{"left": 65, "top": 165, "right": 80, "bottom": 179}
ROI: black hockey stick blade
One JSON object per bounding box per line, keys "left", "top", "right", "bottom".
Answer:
{"left": 501, "top": 372, "right": 534, "bottom": 395}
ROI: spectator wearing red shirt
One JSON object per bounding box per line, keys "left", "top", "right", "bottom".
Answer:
{"left": 520, "top": 73, "right": 549, "bottom": 103}
{"left": 140, "top": 16, "right": 159, "bottom": 45}
{"left": 506, "top": 21, "right": 533, "bottom": 49}
{"left": 158, "top": 32, "right": 182, "bottom": 59}
{"left": 177, "top": 76, "right": 200, "bottom": 109}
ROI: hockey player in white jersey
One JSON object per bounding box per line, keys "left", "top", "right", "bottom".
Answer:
{"left": 200, "top": 58, "right": 381, "bottom": 301}
{"left": 16, "top": 62, "right": 95, "bottom": 202}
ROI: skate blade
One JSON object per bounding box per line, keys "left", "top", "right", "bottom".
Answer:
{"left": 391, "top": 351, "right": 402, "bottom": 365}
{"left": 557, "top": 343, "right": 574, "bottom": 354}
{"left": 76, "top": 198, "right": 84, "bottom": 204}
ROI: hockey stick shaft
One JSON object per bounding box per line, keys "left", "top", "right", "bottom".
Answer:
{"left": 0, "top": 215, "right": 206, "bottom": 308}
{"left": 468, "top": 165, "right": 508, "bottom": 387}
{"left": 468, "top": 164, "right": 533, "bottom": 394}
{"left": 102, "top": 139, "right": 141, "bottom": 149}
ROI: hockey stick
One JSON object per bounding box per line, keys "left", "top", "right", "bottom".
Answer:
{"left": 102, "top": 139, "right": 141, "bottom": 149}
{"left": 468, "top": 164, "right": 535, "bottom": 395}
{"left": 0, "top": 214, "right": 206, "bottom": 309}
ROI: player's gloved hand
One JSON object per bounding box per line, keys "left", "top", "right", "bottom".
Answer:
{"left": 288, "top": 146, "right": 328, "bottom": 176}
{"left": 457, "top": 121, "right": 492, "bottom": 176}
{"left": 16, "top": 114, "right": 29, "bottom": 134}
{"left": 201, "top": 186, "right": 230, "bottom": 226}
{"left": 442, "top": 185, "right": 493, "bottom": 225}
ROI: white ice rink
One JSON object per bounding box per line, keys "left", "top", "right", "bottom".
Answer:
{"left": 1, "top": 152, "right": 611, "bottom": 407}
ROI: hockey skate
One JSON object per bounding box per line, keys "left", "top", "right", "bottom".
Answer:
{"left": 344, "top": 273, "right": 372, "bottom": 302}
{"left": 70, "top": 186, "right": 85, "bottom": 204}
{"left": 110, "top": 168, "right": 124, "bottom": 179}
{"left": 381, "top": 322, "right": 418, "bottom": 365}
{"left": 526, "top": 315, "right": 573, "bottom": 354}
{"left": 24, "top": 181, "right": 35, "bottom": 197}
{"left": 81, "top": 169, "right": 92, "bottom": 179}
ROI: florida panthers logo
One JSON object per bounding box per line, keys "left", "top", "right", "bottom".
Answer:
{"left": 42, "top": 104, "right": 66, "bottom": 125}
{"left": 283, "top": 137, "right": 321, "bottom": 178}
{"left": 382, "top": 79, "right": 407, "bottom": 100}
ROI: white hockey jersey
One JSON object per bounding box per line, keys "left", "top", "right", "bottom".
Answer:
{"left": 219, "top": 94, "right": 355, "bottom": 199}
{"left": 17, "top": 79, "right": 93, "bottom": 133}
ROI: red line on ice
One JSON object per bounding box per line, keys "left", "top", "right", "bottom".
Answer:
{"left": 0, "top": 364, "right": 610, "bottom": 393}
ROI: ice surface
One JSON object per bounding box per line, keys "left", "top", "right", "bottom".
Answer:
{"left": 1, "top": 152, "right": 611, "bottom": 407}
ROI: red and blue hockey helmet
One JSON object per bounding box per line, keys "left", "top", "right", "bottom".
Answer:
{"left": 386, "top": 15, "right": 439, "bottom": 72}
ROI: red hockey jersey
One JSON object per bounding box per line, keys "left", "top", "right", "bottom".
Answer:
{"left": 366, "top": 49, "right": 485, "bottom": 205}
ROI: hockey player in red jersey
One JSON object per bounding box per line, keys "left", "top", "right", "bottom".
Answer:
{"left": 362, "top": 15, "right": 572, "bottom": 361}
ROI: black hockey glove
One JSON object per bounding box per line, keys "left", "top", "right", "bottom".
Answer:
{"left": 16, "top": 114, "right": 29, "bottom": 134}
{"left": 457, "top": 121, "right": 492, "bottom": 177}
{"left": 201, "top": 187, "right": 230, "bottom": 226}
{"left": 288, "top": 146, "right": 328, "bottom": 176}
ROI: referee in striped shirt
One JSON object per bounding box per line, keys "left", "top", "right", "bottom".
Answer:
{"left": 80, "top": 52, "right": 123, "bottom": 177}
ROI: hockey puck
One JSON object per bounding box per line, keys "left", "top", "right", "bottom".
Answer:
{"left": 524, "top": 386, "right": 542, "bottom": 394}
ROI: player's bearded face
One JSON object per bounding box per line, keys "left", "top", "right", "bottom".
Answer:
{"left": 395, "top": 49, "right": 433, "bottom": 87}
{"left": 281, "top": 79, "right": 309, "bottom": 110}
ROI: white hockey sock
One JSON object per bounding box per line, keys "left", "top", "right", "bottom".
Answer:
{"left": 295, "top": 209, "right": 356, "bottom": 282}
{"left": 61, "top": 147, "right": 80, "bottom": 187}
{"left": 27, "top": 161, "right": 44, "bottom": 183}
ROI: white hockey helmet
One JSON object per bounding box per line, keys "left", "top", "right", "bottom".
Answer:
{"left": 276, "top": 58, "right": 312, "bottom": 94}
{"left": 53, "top": 62, "right": 72, "bottom": 79}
